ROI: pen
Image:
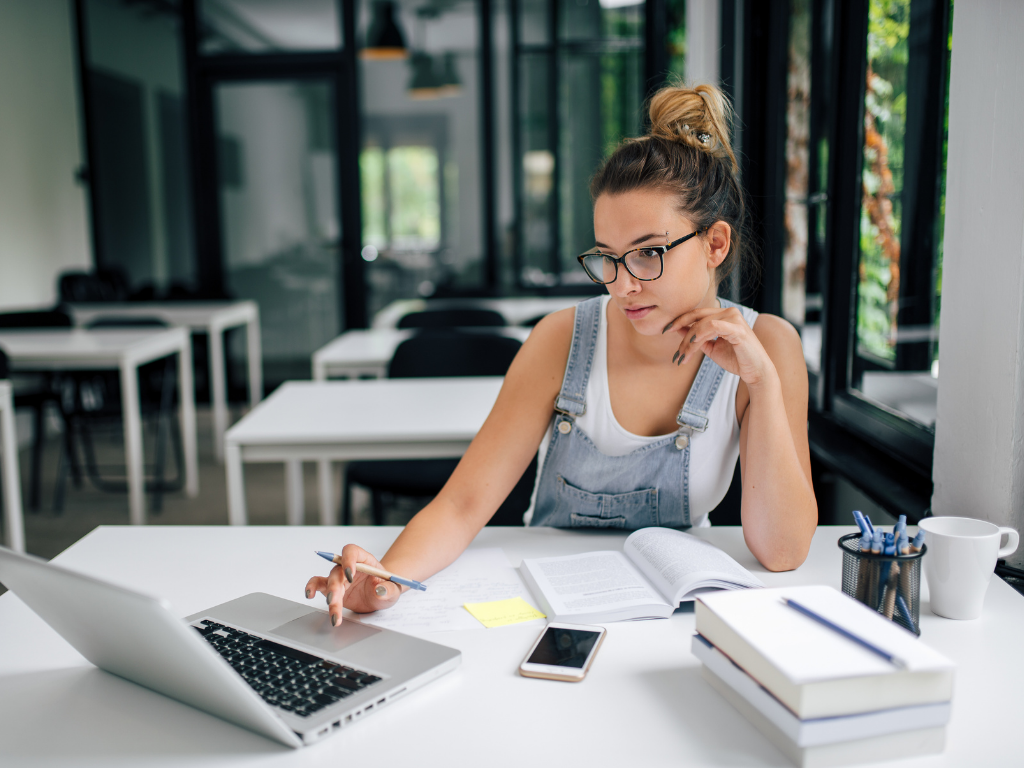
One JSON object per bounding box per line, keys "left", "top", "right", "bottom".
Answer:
{"left": 315, "top": 551, "right": 428, "bottom": 591}
{"left": 852, "top": 510, "right": 869, "bottom": 537}
{"left": 909, "top": 530, "right": 925, "bottom": 553}
{"left": 782, "top": 597, "right": 908, "bottom": 669}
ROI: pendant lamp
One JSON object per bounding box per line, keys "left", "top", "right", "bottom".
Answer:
{"left": 408, "top": 52, "right": 443, "bottom": 99}
{"left": 362, "top": 1, "right": 408, "bottom": 60}
{"left": 437, "top": 52, "right": 462, "bottom": 96}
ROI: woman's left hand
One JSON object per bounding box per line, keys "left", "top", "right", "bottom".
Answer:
{"left": 663, "top": 306, "right": 776, "bottom": 388}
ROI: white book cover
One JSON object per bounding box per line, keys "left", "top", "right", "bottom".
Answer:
{"left": 695, "top": 585, "right": 955, "bottom": 719}
{"left": 691, "top": 633, "right": 951, "bottom": 747}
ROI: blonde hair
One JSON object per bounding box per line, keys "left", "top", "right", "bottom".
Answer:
{"left": 591, "top": 83, "right": 752, "bottom": 287}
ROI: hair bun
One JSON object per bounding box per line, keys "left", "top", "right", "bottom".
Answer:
{"left": 648, "top": 83, "right": 738, "bottom": 175}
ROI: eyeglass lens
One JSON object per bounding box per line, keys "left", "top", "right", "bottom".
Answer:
{"left": 581, "top": 248, "right": 662, "bottom": 283}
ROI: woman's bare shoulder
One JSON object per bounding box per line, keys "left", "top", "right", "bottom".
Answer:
{"left": 510, "top": 307, "right": 575, "bottom": 382}
{"left": 752, "top": 312, "right": 804, "bottom": 365}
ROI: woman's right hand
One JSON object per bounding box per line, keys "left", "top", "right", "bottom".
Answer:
{"left": 304, "top": 544, "right": 403, "bottom": 626}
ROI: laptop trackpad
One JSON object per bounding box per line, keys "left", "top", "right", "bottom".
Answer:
{"left": 269, "top": 611, "right": 379, "bottom": 653}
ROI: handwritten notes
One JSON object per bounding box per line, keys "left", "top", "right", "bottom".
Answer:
{"left": 351, "top": 548, "right": 531, "bottom": 635}
{"left": 464, "top": 597, "right": 546, "bottom": 628}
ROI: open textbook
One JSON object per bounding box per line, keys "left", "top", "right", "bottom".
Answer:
{"left": 520, "top": 527, "right": 764, "bottom": 623}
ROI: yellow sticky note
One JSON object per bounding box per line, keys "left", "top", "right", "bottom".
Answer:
{"left": 464, "top": 597, "right": 546, "bottom": 628}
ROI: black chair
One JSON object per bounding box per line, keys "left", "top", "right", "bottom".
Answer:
{"left": 57, "top": 269, "right": 128, "bottom": 303}
{"left": 397, "top": 308, "right": 505, "bottom": 329}
{"left": 343, "top": 331, "right": 536, "bottom": 526}
{"left": 0, "top": 309, "right": 75, "bottom": 510}
{"left": 53, "top": 316, "right": 183, "bottom": 513}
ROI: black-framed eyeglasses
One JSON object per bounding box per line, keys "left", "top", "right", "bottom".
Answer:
{"left": 576, "top": 228, "right": 708, "bottom": 285}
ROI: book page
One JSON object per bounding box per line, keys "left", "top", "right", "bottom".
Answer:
{"left": 624, "top": 528, "right": 764, "bottom": 605}
{"left": 520, "top": 551, "right": 670, "bottom": 617}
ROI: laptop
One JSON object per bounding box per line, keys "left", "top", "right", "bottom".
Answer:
{"left": 0, "top": 546, "right": 460, "bottom": 748}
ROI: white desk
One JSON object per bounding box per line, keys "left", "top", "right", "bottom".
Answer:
{"left": 0, "top": 329, "right": 199, "bottom": 525}
{"left": 0, "top": 380, "right": 25, "bottom": 551}
{"left": 372, "top": 295, "right": 584, "bottom": 328}
{"left": 225, "top": 378, "right": 503, "bottom": 526}
{"left": 311, "top": 327, "right": 532, "bottom": 381}
{"left": 69, "top": 301, "right": 262, "bottom": 463}
{"left": 0, "top": 525, "right": 1021, "bottom": 767}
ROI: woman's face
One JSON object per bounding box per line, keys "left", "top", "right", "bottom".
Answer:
{"left": 592, "top": 188, "right": 718, "bottom": 336}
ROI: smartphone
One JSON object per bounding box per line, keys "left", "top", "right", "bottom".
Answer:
{"left": 518, "top": 622, "right": 607, "bottom": 682}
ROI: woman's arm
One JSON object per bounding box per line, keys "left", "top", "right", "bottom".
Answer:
{"left": 666, "top": 308, "right": 816, "bottom": 571}
{"left": 736, "top": 315, "right": 817, "bottom": 571}
{"left": 307, "top": 308, "right": 574, "bottom": 624}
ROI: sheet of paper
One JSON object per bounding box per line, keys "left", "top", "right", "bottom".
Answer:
{"left": 464, "top": 597, "right": 546, "bottom": 628}
{"left": 351, "top": 548, "right": 533, "bottom": 635}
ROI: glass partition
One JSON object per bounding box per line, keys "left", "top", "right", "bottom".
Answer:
{"left": 199, "top": 0, "right": 341, "bottom": 54}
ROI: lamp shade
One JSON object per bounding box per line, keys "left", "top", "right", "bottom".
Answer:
{"left": 362, "top": 1, "right": 408, "bottom": 60}
{"left": 438, "top": 52, "right": 461, "bottom": 96}
{"left": 408, "top": 52, "right": 442, "bottom": 99}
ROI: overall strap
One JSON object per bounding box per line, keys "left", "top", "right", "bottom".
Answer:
{"left": 675, "top": 298, "right": 736, "bottom": 445}
{"left": 554, "top": 296, "right": 603, "bottom": 419}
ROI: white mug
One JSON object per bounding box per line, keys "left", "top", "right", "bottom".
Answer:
{"left": 918, "top": 516, "right": 1019, "bottom": 620}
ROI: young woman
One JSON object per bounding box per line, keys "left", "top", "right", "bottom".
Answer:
{"left": 306, "top": 84, "right": 817, "bottom": 626}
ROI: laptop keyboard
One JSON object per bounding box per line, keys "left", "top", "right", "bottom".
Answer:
{"left": 193, "top": 620, "right": 381, "bottom": 718}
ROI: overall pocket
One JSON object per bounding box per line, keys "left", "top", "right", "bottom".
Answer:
{"left": 556, "top": 475, "right": 659, "bottom": 529}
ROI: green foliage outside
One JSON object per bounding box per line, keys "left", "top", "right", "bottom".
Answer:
{"left": 857, "top": 0, "right": 910, "bottom": 362}
{"left": 360, "top": 145, "right": 441, "bottom": 250}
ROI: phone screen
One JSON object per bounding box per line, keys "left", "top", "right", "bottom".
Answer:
{"left": 527, "top": 627, "right": 601, "bottom": 668}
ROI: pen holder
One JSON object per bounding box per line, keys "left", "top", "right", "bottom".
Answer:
{"left": 838, "top": 533, "right": 925, "bottom": 636}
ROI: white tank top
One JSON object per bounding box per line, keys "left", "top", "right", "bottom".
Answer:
{"left": 525, "top": 296, "right": 758, "bottom": 527}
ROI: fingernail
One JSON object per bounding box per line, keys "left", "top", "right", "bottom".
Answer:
{"left": 344, "top": 567, "right": 353, "bottom": 583}
{"left": 662, "top": 321, "right": 674, "bottom": 334}
{"left": 375, "top": 585, "right": 388, "bottom": 598}
{"left": 326, "top": 591, "right": 333, "bottom": 603}
{"left": 678, "top": 355, "right": 685, "bottom": 366}
{"left": 305, "top": 588, "right": 311, "bottom": 599}
{"left": 690, "top": 335, "right": 697, "bottom": 343}
{"left": 672, "top": 351, "right": 679, "bottom": 363}
{"left": 331, "top": 613, "right": 337, "bottom": 626}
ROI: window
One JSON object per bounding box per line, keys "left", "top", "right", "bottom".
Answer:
{"left": 785, "top": 0, "right": 952, "bottom": 479}
{"left": 512, "top": 0, "right": 648, "bottom": 289}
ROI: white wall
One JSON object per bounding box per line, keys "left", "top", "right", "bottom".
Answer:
{"left": 0, "top": 0, "right": 91, "bottom": 311}
{"left": 932, "top": 0, "right": 1024, "bottom": 567}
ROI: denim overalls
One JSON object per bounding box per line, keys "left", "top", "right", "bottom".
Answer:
{"left": 528, "top": 295, "right": 740, "bottom": 530}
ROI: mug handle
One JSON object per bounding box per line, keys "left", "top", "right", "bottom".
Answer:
{"left": 998, "top": 527, "right": 1020, "bottom": 558}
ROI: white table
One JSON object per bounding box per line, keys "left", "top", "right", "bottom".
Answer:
{"left": 225, "top": 378, "right": 503, "bottom": 526}
{"left": 0, "top": 380, "right": 25, "bottom": 551}
{"left": 372, "top": 295, "right": 584, "bottom": 328}
{"left": 0, "top": 329, "right": 199, "bottom": 525}
{"left": 311, "top": 327, "right": 532, "bottom": 381}
{"left": 69, "top": 301, "right": 262, "bottom": 463}
{"left": 0, "top": 525, "right": 1021, "bottom": 767}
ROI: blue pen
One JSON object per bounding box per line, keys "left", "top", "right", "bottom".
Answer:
{"left": 782, "top": 598, "right": 908, "bottom": 669}
{"left": 896, "top": 593, "right": 917, "bottom": 634}
{"left": 896, "top": 514, "right": 907, "bottom": 539}
{"left": 878, "top": 534, "right": 896, "bottom": 606}
{"left": 852, "top": 510, "right": 869, "bottom": 537}
{"left": 910, "top": 530, "right": 926, "bottom": 553}
{"left": 315, "top": 551, "right": 428, "bottom": 591}
{"left": 863, "top": 514, "right": 875, "bottom": 535}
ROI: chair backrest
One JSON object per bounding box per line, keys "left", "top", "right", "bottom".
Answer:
{"left": 0, "top": 309, "right": 73, "bottom": 329}
{"left": 397, "top": 307, "right": 505, "bottom": 329}
{"left": 86, "top": 316, "right": 168, "bottom": 329}
{"left": 388, "top": 332, "right": 522, "bottom": 378}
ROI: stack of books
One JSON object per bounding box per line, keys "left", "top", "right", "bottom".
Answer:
{"left": 693, "top": 585, "right": 955, "bottom": 768}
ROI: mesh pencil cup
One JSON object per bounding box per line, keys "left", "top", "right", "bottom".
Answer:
{"left": 838, "top": 533, "right": 925, "bottom": 636}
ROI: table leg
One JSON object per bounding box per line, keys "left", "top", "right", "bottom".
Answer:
{"left": 317, "top": 459, "right": 337, "bottom": 525}
{"left": 120, "top": 362, "right": 145, "bottom": 525}
{"left": 178, "top": 337, "right": 199, "bottom": 497}
{"left": 0, "top": 384, "right": 26, "bottom": 552}
{"left": 225, "top": 441, "right": 247, "bottom": 525}
{"left": 247, "top": 312, "right": 263, "bottom": 409}
{"left": 209, "top": 322, "right": 228, "bottom": 464}
{"left": 286, "top": 460, "right": 304, "bottom": 525}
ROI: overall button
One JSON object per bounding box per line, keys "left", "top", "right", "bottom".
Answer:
{"left": 558, "top": 420, "right": 572, "bottom": 435}
{"left": 675, "top": 434, "right": 689, "bottom": 450}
